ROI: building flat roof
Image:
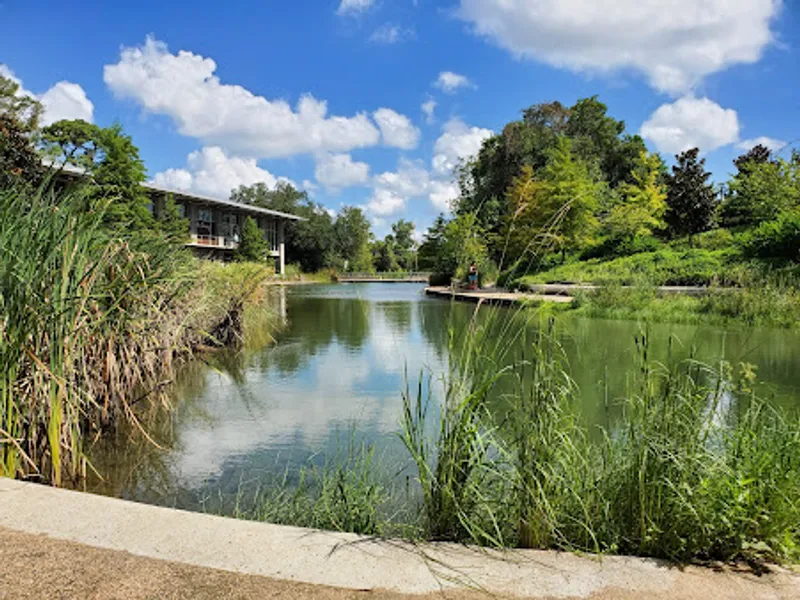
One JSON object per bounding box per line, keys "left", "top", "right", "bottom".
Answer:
{"left": 143, "top": 181, "right": 305, "bottom": 221}
{"left": 48, "top": 162, "right": 306, "bottom": 222}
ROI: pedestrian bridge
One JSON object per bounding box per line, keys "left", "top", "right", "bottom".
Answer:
{"left": 337, "top": 272, "right": 430, "bottom": 283}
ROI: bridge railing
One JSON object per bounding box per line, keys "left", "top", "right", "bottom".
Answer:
{"left": 338, "top": 272, "right": 431, "bottom": 281}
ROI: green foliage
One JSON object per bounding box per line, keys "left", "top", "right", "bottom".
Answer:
{"left": 665, "top": 148, "right": 717, "bottom": 241}
{"left": 232, "top": 182, "right": 336, "bottom": 272}
{"left": 389, "top": 219, "right": 416, "bottom": 270}
{"left": 236, "top": 216, "right": 269, "bottom": 262}
{"left": 0, "top": 113, "right": 42, "bottom": 189}
{"left": 0, "top": 74, "right": 42, "bottom": 133}
{"left": 721, "top": 154, "right": 800, "bottom": 228}
{"left": 606, "top": 150, "right": 667, "bottom": 242}
{"left": 334, "top": 206, "right": 373, "bottom": 272}
{"left": 742, "top": 210, "right": 800, "bottom": 260}
{"left": 371, "top": 238, "right": 400, "bottom": 272}
{"left": 516, "top": 248, "right": 732, "bottom": 287}
{"left": 399, "top": 316, "right": 800, "bottom": 561}
{"left": 42, "top": 120, "right": 154, "bottom": 232}
{"left": 234, "top": 440, "right": 389, "bottom": 536}
{"left": 159, "top": 193, "right": 189, "bottom": 243}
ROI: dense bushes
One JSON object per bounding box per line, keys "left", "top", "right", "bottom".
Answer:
{"left": 742, "top": 210, "right": 800, "bottom": 260}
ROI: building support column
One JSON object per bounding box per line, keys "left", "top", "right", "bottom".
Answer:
{"left": 278, "top": 220, "right": 286, "bottom": 276}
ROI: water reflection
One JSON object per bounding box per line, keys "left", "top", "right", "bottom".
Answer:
{"left": 86, "top": 283, "right": 800, "bottom": 510}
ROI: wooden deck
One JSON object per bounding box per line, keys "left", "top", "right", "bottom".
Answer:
{"left": 424, "top": 286, "right": 574, "bottom": 305}
{"left": 338, "top": 272, "right": 430, "bottom": 283}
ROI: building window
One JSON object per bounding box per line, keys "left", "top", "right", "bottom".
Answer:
{"left": 198, "top": 208, "right": 214, "bottom": 237}
{"left": 220, "top": 213, "right": 238, "bottom": 240}
{"left": 263, "top": 218, "right": 278, "bottom": 252}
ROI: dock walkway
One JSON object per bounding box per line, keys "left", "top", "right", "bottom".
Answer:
{"left": 424, "top": 286, "right": 574, "bottom": 305}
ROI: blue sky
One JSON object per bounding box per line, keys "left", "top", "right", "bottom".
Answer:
{"left": 1, "top": 0, "right": 798, "bottom": 237}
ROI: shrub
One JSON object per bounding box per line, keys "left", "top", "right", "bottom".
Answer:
{"left": 742, "top": 211, "right": 800, "bottom": 260}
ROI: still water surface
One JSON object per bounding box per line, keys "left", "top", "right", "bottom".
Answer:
{"left": 87, "top": 283, "right": 800, "bottom": 509}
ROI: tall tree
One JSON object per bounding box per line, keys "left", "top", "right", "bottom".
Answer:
{"left": 41, "top": 120, "right": 153, "bottom": 231}
{"left": 231, "top": 182, "right": 335, "bottom": 272}
{"left": 0, "top": 75, "right": 43, "bottom": 188}
{"left": 371, "top": 239, "right": 400, "bottom": 272}
{"left": 606, "top": 151, "right": 667, "bottom": 242}
{"left": 390, "top": 219, "right": 416, "bottom": 270}
{"left": 0, "top": 74, "right": 41, "bottom": 134}
{"left": 665, "top": 148, "right": 717, "bottom": 242}
{"left": 733, "top": 144, "right": 772, "bottom": 174}
{"left": 417, "top": 215, "right": 448, "bottom": 271}
{"left": 721, "top": 154, "right": 800, "bottom": 228}
{"left": 536, "top": 138, "right": 603, "bottom": 260}
{"left": 236, "top": 216, "right": 269, "bottom": 262}
{"left": 334, "top": 206, "right": 373, "bottom": 272}
{"left": 0, "top": 113, "right": 42, "bottom": 189}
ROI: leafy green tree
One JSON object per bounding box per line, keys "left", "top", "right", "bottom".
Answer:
{"left": 665, "top": 148, "right": 717, "bottom": 243}
{"left": 417, "top": 215, "right": 448, "bottom": 271}
{"left": 0, "top": 74, "right": 41, "bottom": 133}
{"left": 0, "top": 75, "right": 43, "bottom": 188}
{"left": 236, "top": 216, "right": 268, "bottom": 262}
{"left": 0, "top": 113, "right": 42, "bottom": 189}
{"left": 159, "top": 194, "right": 189, "bottom": 243}
{"left": 606, "top": 151, "right": 667, "bottom": 242}
{"left": 721, "top": 150, "right": 799, "bottom": 228}
{"left": 733, "top": 144, "right": 772, "bottom": 174}
{"left": 231, "top": 182, "right": 335, "bottom": 272}
{"left": 390, "top": 219, "right": 416, "bottom": 270}
{"left": 41, "top": 120, "right": 153, "bottom": 231}
{"left": 456, "top": 97, "right": 649, "bottom": 263}
{"left": 334, "top": 206, "right": 373, "bottom": 272}
{"left": 536, "top": 138, "right": 602, "bottom": 260}
{"left": 371, "top": 239, "right": 400, "bottom": 272}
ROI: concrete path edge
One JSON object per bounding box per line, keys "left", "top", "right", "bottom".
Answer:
{"left": 0, "top": 478, "right": 797, "bottom": 598}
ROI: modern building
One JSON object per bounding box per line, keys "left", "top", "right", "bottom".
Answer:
{"left": 145, "top": 182, "right": 304, "bottom": 274}
{"left": 53, "top": 164, "right": 304, "bottom": 275}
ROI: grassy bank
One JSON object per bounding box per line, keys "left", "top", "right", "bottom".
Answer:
{"left": 0, "top": 185, "right": 279, "bottom": 484}
{"left": 506, "top": 244, "right": 800, "bottom": 327}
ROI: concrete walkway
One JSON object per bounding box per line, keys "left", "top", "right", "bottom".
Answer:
{"left": 0, "top": 479, "right": 798, "bottom": 599}
{"left": 425, "top": 286, "right": 575, "bottom": 305}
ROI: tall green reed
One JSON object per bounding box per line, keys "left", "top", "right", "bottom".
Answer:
{"left": 0, "top": 184, "right": 274, "bottom": 484}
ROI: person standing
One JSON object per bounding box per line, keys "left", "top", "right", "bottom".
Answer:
{"left": 468, "top": 263, "right": 478, "bottom": 290}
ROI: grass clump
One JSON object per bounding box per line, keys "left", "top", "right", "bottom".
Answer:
{"left": 232, "top": 440, "right": 390, "bottom": 536}
{"left": 398, "top": 309, "right": 800, "bottom": 563}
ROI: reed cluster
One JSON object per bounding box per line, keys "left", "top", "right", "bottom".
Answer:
{"left": 0, "top": 185, "right": 275, "bottom": 484}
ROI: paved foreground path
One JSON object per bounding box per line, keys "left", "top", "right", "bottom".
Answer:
{"left": 0, "top": 479, "right": 798, "bottom": 599}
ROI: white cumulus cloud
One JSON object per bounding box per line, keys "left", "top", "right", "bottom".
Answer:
{"left": 434, "top": 71, "right": 473, "bottom": 94}
{"left": 151, "top": 146, "right": 290, "bottom": 199}
{"left": 421, "top": 99, "right": 437, "bottom": 124}
{"left": 369, "top": 24, "right": 415, "bottom": 44}
{"left": 457, "top": 0, "right": 780, "bottom": 95}
{"left": 0, "top": 64, "right": 94, "bottom": 125}
{"left": 367, "top": 158, "right": 430, "bottom": 217}
{"left": 103, "top": 36, "right": 381, "bottom": 159}
{"left": 428, "top": 180, "right": 460, "bottom": 213}
{"left": 315, "top": 152, "right": 371, "bottom": 192}
{"left": 337, "top": 0, "right": 374, "bottom": 15}
{"left": 736, "top": 137, "right": 787, "bottom": 152}
{"left": 373, "top": 108, "right": 421, "bottom": 150}
{"left": 39, "top": 82, "right": 94, "bottom": 126}
{"left": 432, "top": 118, "right": 493, "bottom": 176}
{"left": 640, "top": 97, "right": 740, "bottom": 155}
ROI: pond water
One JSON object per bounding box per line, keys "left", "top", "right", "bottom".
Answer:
{"left": 86, "top": 283, "right": 800, "bottom": 510}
